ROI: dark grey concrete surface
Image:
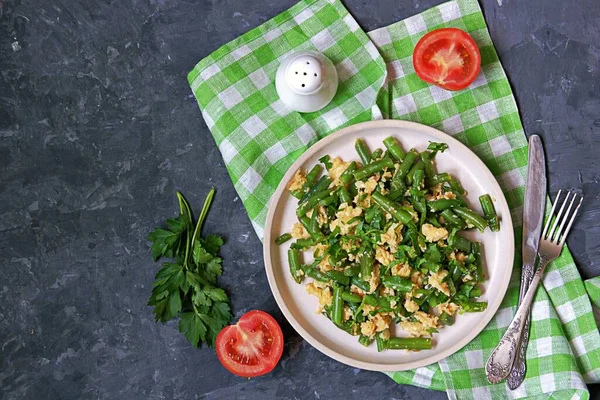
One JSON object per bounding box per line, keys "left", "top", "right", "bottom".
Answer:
{"left": 0, "top": 0, "right": 598, "bottom": 399}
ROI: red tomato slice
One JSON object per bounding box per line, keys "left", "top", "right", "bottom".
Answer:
{"left": 216, "top": 310, "right": 284, "bottom": 377}
{"left": 413, "top": 28, "right": 481, "bottom": 91}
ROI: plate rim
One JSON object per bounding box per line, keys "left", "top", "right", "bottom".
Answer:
{"left": 263, "top": 119, "right": 514, "bottom": 371}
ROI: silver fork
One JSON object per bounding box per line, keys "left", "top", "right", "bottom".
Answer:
{"left": 485, "top": 190, "right": 583, "bottom": 384}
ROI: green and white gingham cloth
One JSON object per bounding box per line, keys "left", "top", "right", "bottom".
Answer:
{"left": 188, "top": 0, "right": 600, "bottom": 398}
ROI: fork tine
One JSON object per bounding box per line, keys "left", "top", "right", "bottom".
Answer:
{"left": 542, "top": 189, "right": 562, "bottom": 239}
{"left": 552, "top": 192, "right": 577, "bottom": 243}
{"left": 558, "top": 195, "right": 583, "bottom": 247}
{"left": 547, "top": 190, "right": 570, "bottom": 240}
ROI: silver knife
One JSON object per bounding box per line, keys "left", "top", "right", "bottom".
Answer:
{"left": 507, "top": 134, "right": 547, "bottom": 389}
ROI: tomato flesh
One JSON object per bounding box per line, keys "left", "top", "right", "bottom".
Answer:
{"left": 413, "top": 28, "right": 481, "bottom": 91}
{"left": 216, "top": 310, "right": 283, "bottom": 377}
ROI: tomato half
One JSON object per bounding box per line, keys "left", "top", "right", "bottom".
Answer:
{"left": 413, "top": 28, "right": 481, "bottom": 91}
{"left": 216, "top": 310, "right": 284, "bottom": 377}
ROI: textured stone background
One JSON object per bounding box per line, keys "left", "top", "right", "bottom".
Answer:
{"left": 0, "top": 0, "right": 598, "bottom": 398}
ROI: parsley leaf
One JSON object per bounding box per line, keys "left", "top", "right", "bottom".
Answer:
{"left": 147, "top": 189, "right": 232, "bottom": 348}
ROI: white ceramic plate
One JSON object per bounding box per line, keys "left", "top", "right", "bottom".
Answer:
{"left": 263, "top": 120, "right": 514, "bottom": 371}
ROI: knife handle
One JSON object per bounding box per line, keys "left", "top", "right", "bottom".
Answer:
{"left": 506, "top": 262, "right": 535, "bottom": 389}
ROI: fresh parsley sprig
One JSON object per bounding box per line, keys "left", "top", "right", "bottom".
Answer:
{"left": 147, "top": 189, "right": 232, "bottom": 347}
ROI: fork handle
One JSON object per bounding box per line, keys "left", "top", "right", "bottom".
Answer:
{"left": 507, "top": 262, "right": 535, "bottom": 389}
{"left": 485, "top": 256, "right": 549, "bottom": 384}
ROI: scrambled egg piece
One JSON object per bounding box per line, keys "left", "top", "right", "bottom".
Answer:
{"left": 404, "top": 293, "right": 420, "bottom": 313}
{"left": 381, "top": 170, "right": 393, "bottom": 182}
{"left": 360, "top": 321, "right": 377, "bottom": 338}
{"left": 355, "top": 176, "right": 378, "bottom": 194}
{"left": 422, "top": 223, "right": 449, "bottom": 242}
{"left": 288, "top": 169, "right": 306, "bottom": 192}
{"left": 411, "top": 271, "right": 423, "bottom": 286}
{"left": 425, "top": 183, "right": 444, "bottom": 201}
{"left": 362, "top": 304, "right": 376, "bottom": 316}
{"left": 340, "top": 239, "right": 359, "bottom": 252}
{"left": 456, "top": 252, "right": 467, "bottom": 262}
{"left": 314, "top": 243, "right": 329, "bottom": 258}
{"left": 399, "top": 321, "right": 429, "bottom": 337}
{"left": 378, "top": 223, "right": 403, "bottom": 253}
{"left": 379, "top": 329, "right": 391, "bottom": 340}
{"left": 375, "top": 246, "right": 395, "bottom": 266}
{"left": 368, "top": 264, "right": 380, "bottom": 293}
{"left": 329, "top": 203, "right": 363, "bottom": 235}
{"left": 391, "top": 262, "right": 411, "bottom": 278}
{"left": 291, "top": 222, "right": 310, "bottom": 239}
{"left": 429, "top": 269, "right": 450, "bottom": 296}
{"left": 414, "top": 311, "right": 439, "bottom": 330}
{"left": 437, "top": 301, "right": 459, "bottom": 316}
{"left": 343, "top": 306, "right": 353, "bottom": 322}
{"left": 318, "top": 255, "right": 339, "bottom": 272}
{"left": 306, "top": 283, "right": 333, "bottom": 313}
{"left": 329, "top": 157, "right": 351, "bottom": 186}
{"left": 380, "top": 286, "right": 395, "bottom": 297}
{"left": 373, "top": 314, "right": 392, "bottom": 332}
{"left": 350, "top": 284, "right": 366, "bottom": 296}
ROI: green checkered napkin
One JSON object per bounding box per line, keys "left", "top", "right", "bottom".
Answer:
{"left": 188, "top": 0, "right": 600, "bottom": 398}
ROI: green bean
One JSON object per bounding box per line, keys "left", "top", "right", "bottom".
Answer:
{"left": 310, "top": 208, "right": 322, "bottom": 235}
{"left": 299, "top": 176, "right": 331, "bottom": 205}
{"left": 287, "top": 249, "right": 303, "bottom": 283}
{"left": 305, "top": 267, "right": 330, "bottom": 283}
{"left": 412, "top": 169, "right": 425, "bottom": 189}
{"left": 297, "top": 190, "right": 331, "bottom": 217}
{"left": 396, "top": 149, "right": 418, "bottom": 182}
{"left": 440, "top": 209, "right": 465, "bottom": 228}
{"left": 332, "top": 286, "right": 344, "bottom": 325}
{"left": 344, "top": 265, "right": 361, "bottom": 277}
{"left": 355, "top": 139, "right": 371, "bottom": 165}
{"left": 376, "top": 334, "right": 387, "bottom": 352}
{"left": 339, "top": 161, "right": 358, "bottom": 186}
{"left": 448, "top": 178, "right": 466, "bottom": 195}
{"left": 318, "top": 194, "right": 338, "bottom": 206}
{"left": 305, "top": 164, "right": 323, "bottom": 186}
{"left": 425, "top": 172, "right": 452, "bottom": 188}
{"left": 372, "top": 192, "right": 413, "bottom": 224}
{"left": 439, "top": 312, "right": 454, "bottom": 326}
{"left": 470, "top": 286, "right": 482, "bottom": 298}
{"left": 427, "top": 199, "right": 463, "bottom": 212}
{"left": 449, "top": 234, "right": 472, "bottom": 253}
{"left": 472, "top": 242, "right": 484, "bottom": 282}
{"left": 325, "top": 270, "right": 350, "bottom": 286}
{"left": 383, "top": 136, "right": 406, "bottom": 162}
{"left": 420, "top": 151, "right": 436, "bottom": 177}
{"left": 351, "top": 277, "right": 370, "bottom": 292}
{"left": 479, "top": 194, "right": 500, "bottom": 232}
{"left": 359, "top": 334, "right": 374, "bottom": 347}
{"left": 342, "top": 291, "right": 363, "bottom": 303}
{"left": 291, "top": 238, "right": 316, "bottom": 250}
{"left": 353, "top": 158, "right": 395, "bottom": 181}
{"left": 453, "top": 207, "right": 488, "bottom": 232}
{"left": 460, "top": 301, "right": 487, "bottom": 313}
{"left": 290, "top": 190, "right": 303, "bottom": 199}
{"left": 275, "top": 233, "right": 292, "bottom": 245}
{"left": 364, "top": 205, "right": 381, "bottom": 223}
{"left": 381, "top": 276, "right": 413, "bottom": 292}
{"left": 406, "top": 160, "right": 425, "bottom": 185}
{"left": 338, "top": 186, "right": 352, "bottom": 204}
{"left": 360, "top": 249, "right": 374, "bottom": 282}
{"left": 299, "top": 216, "right": 323, "bottom": 240}
{"left": 385, "top": 337, "right": 432, "bottom": 350}
{"left": 370, "top": 148, "right": 383, "bottom": 160}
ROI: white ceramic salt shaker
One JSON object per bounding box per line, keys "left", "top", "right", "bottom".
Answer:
{"left": 275, "top": 51, "right": 338, "bottom": 113}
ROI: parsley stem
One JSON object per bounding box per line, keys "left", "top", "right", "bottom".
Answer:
{"left": 176, "top": 192, "right": 194, "bottom": 226}
{"left": 191, "top": 188, "right": 216, "bottom": 246}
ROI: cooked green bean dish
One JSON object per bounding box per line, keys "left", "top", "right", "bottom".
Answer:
{"left": 280, "top": 137, "right": 500, "bottom": 351}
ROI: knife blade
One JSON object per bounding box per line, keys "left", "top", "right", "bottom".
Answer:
{"left": 507, "top": 134, "right": 547, "bottom": 389}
